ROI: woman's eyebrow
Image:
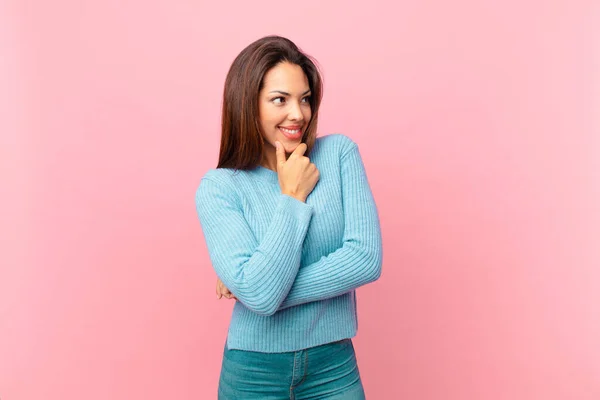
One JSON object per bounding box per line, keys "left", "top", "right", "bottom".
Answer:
{"left": 268, "top": 89, "right": 311, "bottom": 96}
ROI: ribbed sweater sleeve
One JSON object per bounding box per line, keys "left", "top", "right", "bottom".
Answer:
{"left": 276, "top": 141, "right": 383, "bottom": 310}
{"left": 195, "top": 176, "right": 314, "bottom": 316}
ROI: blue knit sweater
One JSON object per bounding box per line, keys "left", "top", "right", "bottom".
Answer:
{"left": 195, "top": 133, "right": 382, "bottom": 353}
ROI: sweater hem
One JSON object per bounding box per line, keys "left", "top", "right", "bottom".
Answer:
{"left": 225, "top": 329, "right": 358, "bottom": 353}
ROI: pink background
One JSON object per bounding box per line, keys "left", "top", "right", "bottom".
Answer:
{"left": 2, "top": 0, "right": 599, "bottom": 399}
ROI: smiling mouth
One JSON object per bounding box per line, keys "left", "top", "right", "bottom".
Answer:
{"left": 278, "top": 126, "right": 304, "bottom": 141}
{"left": 279, "top": 126, "right": 302, "bottom": 134}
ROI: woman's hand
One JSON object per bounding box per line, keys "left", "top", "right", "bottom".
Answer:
{"left": 276, "top": 141, "right": 320, "bottom": 202}
{"left": 216, "top": 277, "right": 237, "bottom": 300}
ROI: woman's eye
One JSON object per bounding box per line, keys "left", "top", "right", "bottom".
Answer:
{"left": 271, "top": 96, "right": 310, "bottom": 104}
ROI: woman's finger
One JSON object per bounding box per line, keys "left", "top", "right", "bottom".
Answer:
{"left": 224, "top": 292, "right": 237, "bottom": 300}
{"left": 216, "top": 279, "right": 224, "bottom": 299}
{"left": 216, "top": 277, "right": 237, "bottom": 300}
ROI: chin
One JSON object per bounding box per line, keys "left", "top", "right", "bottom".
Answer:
{"left": 283, "top": 141, "right": 302, "bottom": 153}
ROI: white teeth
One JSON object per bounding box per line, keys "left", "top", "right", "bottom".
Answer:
{"left": 280, "top": 127, "right": 300, "bottom": 134}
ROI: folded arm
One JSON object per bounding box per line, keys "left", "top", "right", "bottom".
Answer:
{"left": 277, "top": 140, "right": 383, "bottom": 310}
{"left": 195, "top": 176, "right": 313, "bottom": 316}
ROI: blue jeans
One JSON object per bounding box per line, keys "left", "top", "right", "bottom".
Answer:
{"left": 218, "top": 338, "right": 366, "bottom": 399}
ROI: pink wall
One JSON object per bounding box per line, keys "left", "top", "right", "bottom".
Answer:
{"left": 2, "top": 0, "right": 599, "bottom": 398}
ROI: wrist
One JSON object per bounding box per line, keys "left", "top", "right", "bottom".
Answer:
{"left": 282, "top": 191, "right": 306, "bottom": 203}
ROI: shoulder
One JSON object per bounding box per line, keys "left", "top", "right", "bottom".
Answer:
{"left": 195, "top": 168, "right": 241, "bottom": 204}
{"left": 200, "top": 168, "right": 238, "bottom": 185}
{"left": 315, "top": 133, "right": 358, "bottom": 159}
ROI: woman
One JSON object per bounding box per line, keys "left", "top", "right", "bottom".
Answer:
{"left": 195, "top": 35, "right": 382, "bottom": 399}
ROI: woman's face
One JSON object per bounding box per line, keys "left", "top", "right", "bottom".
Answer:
{"left": 258, "top": 62, "right": 312, "bottom": 158}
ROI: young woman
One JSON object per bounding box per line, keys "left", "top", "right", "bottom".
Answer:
{"left": 195, "top": 35, "right": 383, "bottom": 399}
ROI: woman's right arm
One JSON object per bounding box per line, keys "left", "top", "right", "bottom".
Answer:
{"left": 195, "top": 176, "right": 313, "bottom": 316}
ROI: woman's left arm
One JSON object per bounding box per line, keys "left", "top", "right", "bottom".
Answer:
{"left": 276, "top": 139, "right": 383, "bottom": 310}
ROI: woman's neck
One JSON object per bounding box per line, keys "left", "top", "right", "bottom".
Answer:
{"left": 260, "top": 148, "right": 278, "bottom": 172}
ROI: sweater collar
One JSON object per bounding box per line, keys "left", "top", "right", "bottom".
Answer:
{"left": 250, "top": 165, "right": 279, "bottom": 185}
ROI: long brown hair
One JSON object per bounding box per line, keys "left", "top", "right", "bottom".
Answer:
{"left": 217, "top": 35, "right": 323, "bottom": 170}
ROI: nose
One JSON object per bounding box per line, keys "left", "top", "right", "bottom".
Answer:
{"left": 288, "top": 101, "right": 304, "bottom": 122}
